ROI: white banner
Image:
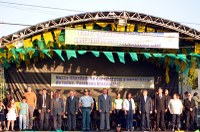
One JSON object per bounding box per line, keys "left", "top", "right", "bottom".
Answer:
{"left": 65, "top": 28, "right": 179, "bottom": 49}
{"left": 51, "top": 74, "right": 154, "bottom": 89}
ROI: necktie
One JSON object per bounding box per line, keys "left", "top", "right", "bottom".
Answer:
{"left": 144, "top": 96, "right": 146, "bottom": 102}
{"left": 43, "top": 95, "right": 46, "bottom": 107}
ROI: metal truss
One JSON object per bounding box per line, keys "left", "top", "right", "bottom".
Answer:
{"left": 1, "top": 11, "right": 200, "bottom": 47}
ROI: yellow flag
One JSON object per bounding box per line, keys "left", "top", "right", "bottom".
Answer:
{"left": 117, "top": 25, "right": 125, "bottom": 32}
{"left": 0, "top": 50, "right": 6, "bottom": 58}
{"left": 54, "top": 29, "right": 61, "bottom": 42}
{"left": 195, "top": 43, "right": 200, "bottom": 54}
{"left": 96, "top": 22, "right": 109, "bottom": 28}
{"left": 43, "top": 32, "right": 54, "bottom": 45}
{"left": 24, "top": 38, "right": 33, "bottom": 48}
{"left": 6, "top": 43, "right": 15, "bottom": 50}
{"left": 147, "top": 27, "right": 155, "bottom": 32}
{"left": 111, "top": 23, "right": 116, "bottom": 31}
{"left": 138, "top": 25, "right": 145, "bottom": 32}
{"left": 29, "top": 51, "right": 34, "bottom": 58}
{"left": 7, "top": 50, "right": 12, "bottom": 59}
{"left": 32, "top": 34, "right": 41, "bottom": 42}
{"left": 19, "top": 53, "right": 25, "bottom": 61}
{"left": 85, "top": 23, "right": 94, "bottom": 30}
{"left": 75, "top": 25, "right": 83, "bottom": 29}
{"left": 165, "top": 66, "right": 170, "bottom": 83}
{"left": 127, "top": 24, "right": 135, "bottom": 32}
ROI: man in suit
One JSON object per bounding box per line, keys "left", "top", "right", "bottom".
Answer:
{"left": 139, "top": 89, "right": 152, "bottom": 131}
{"left": 164, "top": 89, "right": 171, "bottom": 129}
{"left": 37, "top": 88, "right": 51, "bottom": 130}
{"left": 154, "top": 87, "right": 166, "bottom": 131}
{"left": 98, "top": 88, "right": 112, "bottom": 131}
{"left": 66, "top": 90, "right": 79, "bottom": 131}
{"left": 184, "top": 92, "right": 196, "bottom": 131}
{"left": 51, "top": 90, "right": 64, "bottom": 131}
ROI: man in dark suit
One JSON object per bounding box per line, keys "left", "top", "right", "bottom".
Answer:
{"left": 184, "top": 92, "right": 196, "bottom": 131}
{"left": 98, "top": 88, "right": 112, "bottom": 131}
{"left": 164, "top": 89, "right": 171, "bottom": 129}
{"left": 37, "top": 88, "right": 51, "bottom": 130}
{"left": 51, "top": 90, "right": 64, "bottom": 131}
{"left": 139, "top": 89, "right": 152, "bottom": 131}
{"left": 154, "top": 87, "right": 166, "bottom": 131}
{"left": 66, "top": 90, "right": 79, "bottom": 131}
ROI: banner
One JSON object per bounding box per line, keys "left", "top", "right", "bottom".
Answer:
{"left": 51, "top": 74, "right": 154, "bottom": 89}
{"left": 65, "top": 28, "right": 179, "bottom": 49}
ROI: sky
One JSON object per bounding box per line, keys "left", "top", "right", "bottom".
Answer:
{"left": 0, "top": 0, "right": 200, "bottom": 37}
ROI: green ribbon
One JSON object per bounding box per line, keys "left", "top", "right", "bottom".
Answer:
{"left": 66, "top": 50, "right": 77, "bottom": 60}
{"left": 54, "top": 50, "right": 65, "bottom": 61}
{"left": 129, "top": 52, "right": 138, "bottom": 61}
{"left": 91, "top": 50, "right": 100, "bottom": 57}
{"left": 103, "top": 51, "right": 115, "bottom": 63}
{"left": 117, "top": 52, "right": 125, "bottom": 64}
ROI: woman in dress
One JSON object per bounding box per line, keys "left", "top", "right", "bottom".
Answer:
{"left": 0, "top": 100, "right": 6, "bottom": 131}
{"left": 123, "top": 92, "right": 135, "bottom": 131}
{"left": 6, "top": 98, "right": 18, "bottom": 131}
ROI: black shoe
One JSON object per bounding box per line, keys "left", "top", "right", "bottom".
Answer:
{"left": 106, "top": 129, "right": 110, "bottom": 131}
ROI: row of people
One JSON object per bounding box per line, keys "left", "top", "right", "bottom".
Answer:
{"left": 0, "top": 86, "right": 199, "bottom": 131}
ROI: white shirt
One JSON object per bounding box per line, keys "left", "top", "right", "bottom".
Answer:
{"left": 114, "top": 99, "right": 123, "bottom": 109}
{"left": 123, "top": 98, "right": 135, "bottom": 111}
{"left": 168, "top": 99, "right": 183, "bottom": 114}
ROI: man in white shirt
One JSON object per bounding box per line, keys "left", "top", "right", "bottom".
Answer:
{"left": 168, "top": 93, "right": 183, "bottom": 131}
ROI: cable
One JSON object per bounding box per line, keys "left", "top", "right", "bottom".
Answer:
{"left": 0, "top": 4, "right": 67, "bottom": 16}
{"left": 0, "top": 1, "right": 85, "bottom": 13}
{"left": 0, "top": 22, "right": 31, "bottom": 26}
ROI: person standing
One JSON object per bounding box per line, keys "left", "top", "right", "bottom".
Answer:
{"left": 51, "top": 90, "right": 64, "bottom": 131}
{"left": 19, "top": 97, "right": 29, "bottom": 131}
{"left": 123, "top": 92, "right": 135, "bottom": 131}
{"left": 98, "top": 88, "right": 112, "bottom": 131}
{"left": 37, "top": 88, "right": 51, "bottom": 130}
{"left": 164, "top": 89, "right": 171, "bottom": 129}
{"left": 66, "top": 90, "right": 79, "bottom": 131}
{"left": 139, "top": 89, "right": 152, "bottom": 131}
{"left": 6, "top": 98, "right": 17, "bottom": 131}
{"left": 0, "top": 100, "right": 6, "bottom": 131}
{"left": 192, "top": 92, "right": 200, "bottom": 128}
{"left": 168, "top": 93, "right": 183, "bottom": 131}
{"left": 113, "top": 93, "right": 123, "bottom": 126}
{"left": 154, "top": 87, "right": 166, "bottom": 131}
{"left": 184, "top": 93, "right": 196, "bottom": 131}
{"left": 79, "top": 88, "right": 94, "bottom": 131}
{"left": 24, "top": 86, "right": 37, "bottom": 130}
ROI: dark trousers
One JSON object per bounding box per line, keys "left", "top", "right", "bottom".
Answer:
{"left": 141, "top": 112, "right": 150, "bottom": 130}
{"left": 165, "top": 110, "right": 171, "bottom": 129}
{"left": 53, "top": 114, "right": 62, "bottom": 130}
{"left": 126, "top": 110, "right": 133, "bottom": 131}
{"left": 68, "top": 113, "right": 77, "bottom": 130}
{"left": 40, "top": 108, "right": 49, "bottom": 130}
{"left": 186, "top": 111, "right": 195, "bottom": 129}
{"left": 115, "top": 109, "right": 122, "bottom": 125}
{"left": 82, "top": 108, "right": 91, "bottom": 130}
{"left": 156, "top": 110, "right": 165, "bottom": 129}
{"left": 172, "top": 114, "right": 180, "bottom": 129}
{"left": 100, "top": 112, "right": 110, "bottom": 130}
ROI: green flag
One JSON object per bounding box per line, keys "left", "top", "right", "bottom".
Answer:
{"left": 78, "top": 50, "right": 87, "bottom": 55}
{"left": 143, "top": 52, "right": 152, "bottom": 59}
{"left": 16, "top": 48, "right": 26, "bottom": 55}
{"left": 190, "top": 53, "right": 200, "bottom": 58}
{"left": 103, "top": 51, "right": 115, "bottom": 63}
{"left": 153, "top": 53, "right": 163, "bottom": 58}
{"left": 66, "top": 50, "right": 77, "bottom": 60}
{"left": 37, "top": 40, "right": 47, "bottom": 49}
{"left": 54, "top": 50, "right": 65, "bottom": 61}
{"left": 2, "top": 58, "right": 10, "bottom": 69}
{"left": 58, "top": 31, "right": 65, "bottom": 42}
{"left": 42, "top": 49, "right": 52, "bottom": 58}
{"left": 91, "top": 50, "right": 100, "bottom": 57}
{"left": 117, "top": 52, "right": 125, "bottom": 64}
{"left": 10, "top": 48, "right": 18, "bottom": 59}
{"left": 177, "top": 54, "right": 187, "bottom": 62}
{"left": 167, "top": 53, "right": 177, "bottom": 59}
{"left": 129, "top": 52, "right": 138, "bottom": 61}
